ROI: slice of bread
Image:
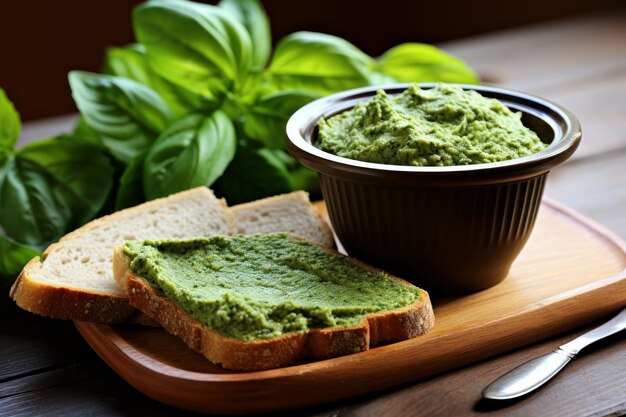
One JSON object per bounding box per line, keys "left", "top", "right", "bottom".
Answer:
{"left": 10, "top": 187, "right": 235, "bottom": 323}
{"left": 231, "top": 191, "right": 334, "bottom": 248}
{"left": 113, "top": 236, "right": 434, "bottom": 371}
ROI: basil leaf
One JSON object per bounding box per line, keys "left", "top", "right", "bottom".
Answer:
{"left": 115, "top": 152, "right": 146, "bottom": 210}
{"left": 215, "top": 140, "right": 293, "bottom": 204}
{"left": 366, "top": 71, "right": 399, "bottom": 85}
{"left": 290, "top": 165, "right": 319, "bottom": 193}
{"left": 0, "top": 88, "right": 20, "bottom": 156}
{"left": 143, "top": 111, "right": 236, "bottom": 200}
{"left": 243, "top": 90, "right": 319, "bottom": 149}
{"left": 133, "top": 0, "right": 252, "bottom": 98}
{"left": 104, "top": 44, "right": 153, "bottom": 86}
{"left": 0, "top": 235, "right": 41, "bottom": 286}
{"left": 266, "top": 32, "right": 375, "bottom": 95}
{"left": 69, "top": 117, "right": 103, "bottom": 147}
{"left": 0, "top": 137, "right": 114, "bottom": 246}
{"left": 219, "top": 0, "right": 271, "bottom": 72}
{"left": 104, "top": 44, "right": 204, "bottom": 116}
{"left": 377, "top": 43, "right": 479, "bottom": 84}
{"left": 266, "top": 148, "right": 320, "bottom": 193}
{"left": 69, "top": 71, "right": 173, "bottom": 164}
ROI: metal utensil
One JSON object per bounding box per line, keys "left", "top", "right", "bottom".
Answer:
{"left": 482, "top": 306, "right": 626, "bottom": 400}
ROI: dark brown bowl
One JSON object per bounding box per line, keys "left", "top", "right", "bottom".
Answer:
{"left": 286, "top": 84, "right": 581, "bottom": 296}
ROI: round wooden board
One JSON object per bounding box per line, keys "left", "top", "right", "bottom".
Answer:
{"left": 75, "top": 199, "right": 626, "bottom": 414}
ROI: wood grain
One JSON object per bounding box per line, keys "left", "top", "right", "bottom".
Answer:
{"left": 443, "top": 9, "right": 626, "bottom": 92}
{"left": 0, "top": 360, "right": 188, "bottom": 417}
{"left": 4, "top": 9, "right": 626, "bottom": 417}
{"left": 444, "top": 8, "right": 626, "bottom": 160}
{"left": 305, "top": 326, "right": 626, "bottom": 417}
{"left": 0, "top": 299, "right": 91, "bottom": 382}
{"left": 74, "top": 200, "right": 626, "bottom": 414}
{"left": 546, "top": 147, "right": 626, "bottom": 238}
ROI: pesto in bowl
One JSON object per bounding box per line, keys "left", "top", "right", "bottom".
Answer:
{"left": 317, "top": 84, "right": 547, "bottom": 166}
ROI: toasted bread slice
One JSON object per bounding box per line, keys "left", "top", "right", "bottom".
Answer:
{"left": 10, "top": 187, "right": 235, "bottom": 323}
{"left": 113, "top": 236, "right": 434, "bottom": 371}
{"left": 230, "top": 191, "right": 334, "bottom": 247}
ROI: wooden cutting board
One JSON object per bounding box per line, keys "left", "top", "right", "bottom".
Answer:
{"left": 75, "top": 199, "right": 626, "bottom": 414}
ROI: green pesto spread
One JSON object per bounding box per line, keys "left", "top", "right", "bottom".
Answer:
{"left": 123, "top": 234, "right": 420, "bottom": 341}
{"left": 317, "top": 83, "right": 547, "bottom": 166}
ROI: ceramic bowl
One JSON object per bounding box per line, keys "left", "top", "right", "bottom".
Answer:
{"left": 286, "top": 84, "right": 581, "bottom": 295}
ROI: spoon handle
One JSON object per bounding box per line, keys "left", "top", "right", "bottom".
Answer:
{"left": 559, "top": 307, "right": 626, "bottom": 355}
{"left": 482, "top": 306, "right": 626, "bottom": 400}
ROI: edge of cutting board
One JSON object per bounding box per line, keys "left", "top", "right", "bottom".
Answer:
{"left": 75, "top": 198, "right": 626, "bottom": 414}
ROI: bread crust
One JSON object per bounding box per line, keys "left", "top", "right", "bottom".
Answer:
{"left": 10, "top": 257, "right": 137, "bottom": 323}
{"left": 231, "top": 191, "right": 335, "bottom": 248}
{"left": 59, "top": 187, "right": 234, "bottom": 244}
{"left": 113, "top": 240, "right": 434, "bottom": 371}
{"left": 10, "top": 187, "right": 235, "bottom": 323}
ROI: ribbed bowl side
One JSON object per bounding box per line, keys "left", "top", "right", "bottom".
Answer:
{"left": 320, "top": 173, "right": 548, "bottom": 295}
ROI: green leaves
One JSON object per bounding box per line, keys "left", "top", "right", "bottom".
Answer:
{"left": 69, "top": 71, "right": 173, "bottom": 164}
{"left": 0, "top": 1, "right": 485, "bottom": 286}
{"left": 133, "top": 0, "right": 252, "bottom": 98}
{"left": 143, "top": 111, "right": 236, "bottom": 200}
{"left": 0, "top": 90, "right": 41, "bottom": 283}
{"left": 115, "top": 152, "right": 147, "bottom": 210}
{"left": 216, "top": 140, "right": 293, "bottom": 205}
{"left": 377, "top": 43, "right": 479, "bottom": 84}
{"left": 70, "top": 117, "right": 103, "bottom": 147}
{"left": 80, "top": 1, "right": 481, "bottom": 210}
{"left": 104, "top": 44, "right": 154, "bottom": 87}
{"left": 0, "top": 88, "right": 20, "bottom": 156}
{"left": 265, "top": 37, "right": 478, "bottom": 97}
{"left": 0, "top": 236, "right": 41, "bottom": 285}
{"left": 219, "top": 0, "right": 271, "bottom": 72}
{"left": 104, "top": 44, "right": 204, "bottom": 116}
{"left": 0, "top": 137, "right": 114, "bottom": 247}
{"left": 243, "top": 90, "right": 319, "bottom": 148}
{"left": 266, "top": 32, "right": 375, "bottom": 95}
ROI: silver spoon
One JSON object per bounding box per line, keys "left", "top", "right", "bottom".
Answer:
{"left": 482, "top": 306, "right": 626, "bottom": 400}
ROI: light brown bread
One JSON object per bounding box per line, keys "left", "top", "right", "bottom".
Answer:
{"left": 10, "top": 187, "right": 235, "bottom": 323}
{"left": 231, "top": 191, "right": 334, "bottom": 248}
{"left": 113, "top": 242, "right": 434, "bottom": 371}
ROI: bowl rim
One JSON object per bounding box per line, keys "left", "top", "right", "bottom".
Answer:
{"left": 285, "top": 83, "right": 582, "bottom": 185}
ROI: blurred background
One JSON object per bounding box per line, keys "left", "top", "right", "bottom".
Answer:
{"left": 1, "top": 0, "right": 621, "bottom": 121}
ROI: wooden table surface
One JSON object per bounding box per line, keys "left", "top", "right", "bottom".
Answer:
{"left": 2, "top": 8, "right": 625, "bottom": 417}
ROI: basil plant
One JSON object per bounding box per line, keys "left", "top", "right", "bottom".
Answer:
{"left": 0, "top": 0, "right": 477, "bottom": 284}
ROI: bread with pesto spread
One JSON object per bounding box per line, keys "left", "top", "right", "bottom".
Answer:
{"left": 113, "top": 234, "right": 434, "bottom": 371}
{"left": 10, "top": 188, "right": 334, "bottom": 324}
{"left": 10, "top": 187, "right": 235, "bottom": 323}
